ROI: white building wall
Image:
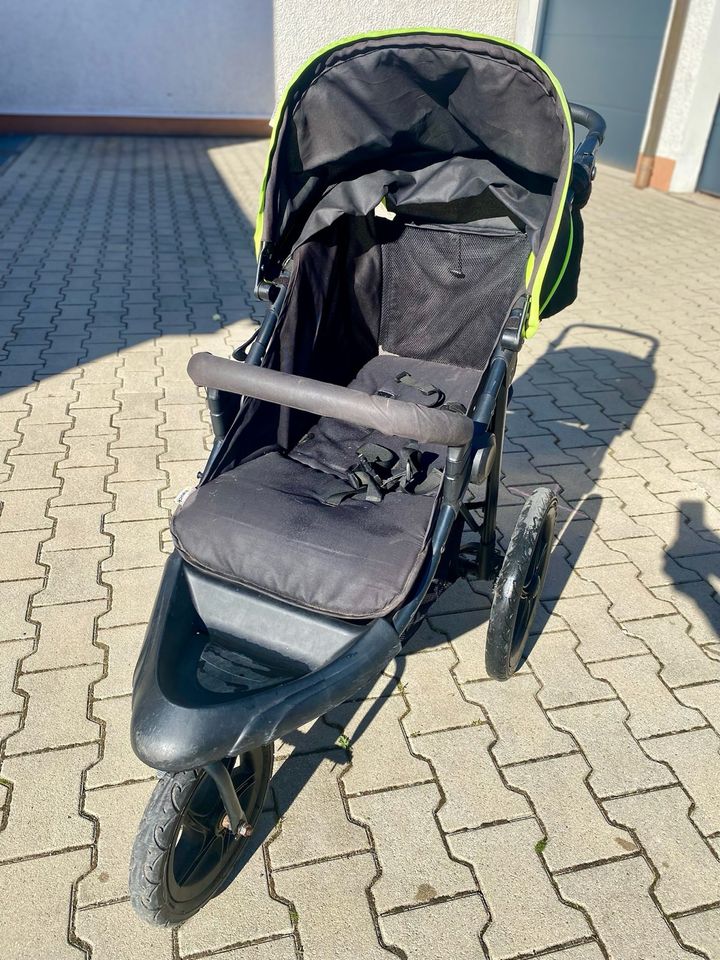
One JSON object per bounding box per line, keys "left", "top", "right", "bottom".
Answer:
{"left": 0, "top": 0, "right": 274, "bottom": 118}
{"left": 272, "top": 0, "right": 520, "bottom": 100}
{"left": 661, "top": 0, "right": 720, "bottom": 191}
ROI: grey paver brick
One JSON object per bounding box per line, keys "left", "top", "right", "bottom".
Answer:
{"left": 74, "top": 899, "right": 173, "bottom": 960}
{"left": 349, "top": 781, "right": 475, "bottom": 913}
{"left": 86, "top": 694, "right": 152, "bottom": 788}
{"left": 101, "top": 518, "right": 167, "bottom": 571}
{"left": 676, "top": 680, "right": 720, "bottom": 735}
{"left": 555, "top": 516, "right": 625, "bottom": 567}
{"left": 0, "top": 578, "right": 43, "bottom": 640}
{"left": 551, "top": 699, "right": 676, "bottom": 798}
{"left": 529, "top": 630, "right": 616, "bottom": 709}
{"left": 534, "top": 947, "right": 605, "bottom": 960}
{"left": 380, "top": 894, "right": 489, "bottom": 960}
{"left": 604, "top": 785, "right": 720, "bottom": 914}
{"left": 0, "top": 529, "right": 50, "bottom": 580}
{"left": 326, "top": 695, "right": 431, "bottom": 795}
{"left": 79, "top": 778, "right": 155, "bottom": 906}
{"left": 611, "top": 535, "right": 700, "bottom": 587}
{"left": 98, "top": 566, "right": 164, "bottom": 627}
{"left": 45, "top": 502, "right": 112, "bottom": 552}
{"left": 549, "top": 594, "right": 647, "bottom": 662}
{"left": 505, "top": 753, "right": 637, "bottom": 871}
{"left": 400, "top": 647, "right": 483, "bottom": 735}
{"left": 652, "top": 579, "right": 720, "bottom": 647}
{"left": 673, "top": 907, "right": 720, "bottom": 959}
{"left": 449, "top": 818, "right": 590, "bottom": 959}
{"left": 577, "top": 562, "right": 676, "bottom": 621}
{"left": 34, "top": 545, "right": 110, "bottom": 606}
{"left": 590, "top": 655, "right": 706, "bottom": 738}
{"left": 464, "top": 674, "right": 576, "bottom": 765}
{"left": 435, "top": 608, "right": 531, "bottom": 683}
{"left": 618, "top": 456, "right": 691, "bottom": 494}
{"left": 640, "top": 727, "right": 720, "bottom": 837}
{"left": 24, "top": 598, "right": 105, "bottom": 671}
{"left": 105, "top": 479, "right": 167, "bottom": 522}
{"left": 51, "top": 465, "right": 114, "bottom": 506}
{"left": 0, "top": 743, "right": 97, "bottom": 858}
{"left": 629, "top": 614, "right": 720, "bottom": 687}
{"left": 556, "top": 856, "right": 703, "bottom": 960}
{"left": 0, "top": 638, "right": 32, "bottom": 715}
{"left": 93, "top": 623, "right": 144, "bottom": 698}
{"left": 57, "top": 435, "right": 114, "bottom": 471}
{"left": 201, "top": 941, "right": 298, "bottom": 960}
{"left": 576, "top": 494, "right": 654, "bottom": 540}
{"left": 6, "top": 662, "right": 101, "bottom": 754}
{"left": 109, "top": 446, "right": 165, "bottom": 483}
{"left": 13, "top": 422, "right": 66, "bottom": 455}
{"left": 413, "top": 723, "right": 531, "bottom": 831}
{"left": 0, "top": 848, "right": 93, "bottom": 960}
{"left": 0, "top": 487, "right": 56, "bottom": 534}
{"left": 269, "top": 751, "right": 367, "bottom": 869}
{"left": 274, "top": 852, "right": 392, "bottom": 959}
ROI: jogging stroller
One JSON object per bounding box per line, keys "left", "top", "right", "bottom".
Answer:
{"left": 129, "top": 30, "right": 605, "bottom": 926}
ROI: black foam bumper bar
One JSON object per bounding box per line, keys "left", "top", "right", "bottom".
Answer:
{"left": 188, "top": 352, "right": 474, "bottom": 447}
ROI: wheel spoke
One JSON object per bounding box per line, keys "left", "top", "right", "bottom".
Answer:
{"left": 176, "top": 833, "right": 225, "bottom": 887}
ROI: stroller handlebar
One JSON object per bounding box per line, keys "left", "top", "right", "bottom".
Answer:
{"left": 569, "top": 102, "right": 606, "bottom": 144}
{"left": 569, "top": 102, "right": 606, "bottom": 210}
{"left": 188, "top": 352, "right": 475, "bottom": 448}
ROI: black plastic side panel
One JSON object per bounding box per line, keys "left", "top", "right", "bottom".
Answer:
{"left": 130, "top": 554, "right": 401, "bottom": 771}
{"left": 185, "top": 563, "right": 362, "bottom": 671}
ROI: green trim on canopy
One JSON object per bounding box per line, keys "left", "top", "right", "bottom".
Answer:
{"left": 254, "top": 28, "right": 574, "bottom": 338}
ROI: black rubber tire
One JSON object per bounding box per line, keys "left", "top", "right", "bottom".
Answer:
{"left": 485, "top": 487, "right": 557, "bottom": 681}
{"left": 129, "top": 744, "right": 274, "bottom": 927}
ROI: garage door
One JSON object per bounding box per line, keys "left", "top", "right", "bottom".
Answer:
{"left": 538, "top": 0, "right": 671, "bottom": 169}
{"left": 698, "top": 101, "right": 720, "bottom": 196}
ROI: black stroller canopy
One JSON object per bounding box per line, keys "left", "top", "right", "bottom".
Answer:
{"left": 256, "top": 31, "right": 574, "bottom": 332}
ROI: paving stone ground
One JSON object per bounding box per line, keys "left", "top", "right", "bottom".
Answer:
{"left": 1, "top": 135, "right": 720, "bottom": 959}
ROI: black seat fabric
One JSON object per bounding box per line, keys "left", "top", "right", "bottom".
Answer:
{"left": 171, "top": 355, "right": 481, "bottom": 619}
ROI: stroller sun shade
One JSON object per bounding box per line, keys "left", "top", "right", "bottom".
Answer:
{"left": 256, "top": 31, "right": 574, "bottom": 334}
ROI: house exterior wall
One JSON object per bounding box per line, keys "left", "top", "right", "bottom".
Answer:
{"left": 657, "top": 0, "right": 720, "bottom": 191}
{"left": 0, "top": 0, "right": 274, "bottom": 119}
{"left": 271, "top": 0, "right": 520, "bottom": 100}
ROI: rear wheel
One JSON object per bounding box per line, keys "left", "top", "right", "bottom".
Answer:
{"left": 485, "top": 487, "right": 556, "bottom": 680}
{"left": 129, "top": 745, "right": 274, "bottom": 926}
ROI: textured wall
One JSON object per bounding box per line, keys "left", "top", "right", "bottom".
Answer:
{"left": 272, "top": 0, "right": 520, "bottom": 100}
{"left": 656, "top": 0, "right": 717, "bottom": 158}
{"left": 0, "top": 0, "right": 274, "bottom": 118}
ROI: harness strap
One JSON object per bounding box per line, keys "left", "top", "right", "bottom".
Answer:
{"left": 322, "top": 442, "right": 443, "bottom": 506}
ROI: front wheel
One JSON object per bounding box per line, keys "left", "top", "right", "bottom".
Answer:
{"left": 485, "top": 487, "right": 557, "bottom": 680}
{"left": 129, "top": 744, "right": 274, "bottom": 927}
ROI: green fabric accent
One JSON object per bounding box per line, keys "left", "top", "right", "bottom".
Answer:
{"left": 254, "top": 29, "right": 574, "bottom": 339}
{"left": 540, "top": 214, "right": 574, "bottom": 315}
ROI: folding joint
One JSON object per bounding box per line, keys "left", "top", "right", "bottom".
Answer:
{"left": 501, "top": 296, "right": 528, "bottom": 352}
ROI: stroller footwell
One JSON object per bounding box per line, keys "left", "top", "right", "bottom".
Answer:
{"left": 171, "top": 354, "right": 483, "bottom": 619}
{"left": 131, "top": 552, "right": 401, "bottom": 770}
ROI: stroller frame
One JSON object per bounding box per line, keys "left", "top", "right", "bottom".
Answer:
{"left": 129, "top": 39, "right": 605, "bottom": 921}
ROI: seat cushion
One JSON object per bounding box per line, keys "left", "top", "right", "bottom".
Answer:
{"left": 171, "top": 354, "right": 481, "bottom": 619}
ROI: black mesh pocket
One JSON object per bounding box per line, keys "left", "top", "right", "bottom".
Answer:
{"left": 380, "top": 224, "right": 529, "bottom": 368}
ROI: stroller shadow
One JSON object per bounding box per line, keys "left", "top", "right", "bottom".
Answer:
{"left": 428, "top": 324, "right": 666, "bottom": 665}
{"left": 0, "top": 137, "right": 265, "bottom": 400}
{"left": 664, "top": 499, "right": 720, "bottom": 640}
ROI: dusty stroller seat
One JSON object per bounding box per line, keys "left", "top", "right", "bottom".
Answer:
{"left": 171, "top": 354, "right": 482, "bottom": 619}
